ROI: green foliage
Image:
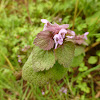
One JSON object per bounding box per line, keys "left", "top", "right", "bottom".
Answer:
{"left": 22, "top": 42, "right": 75, "bottom": 85}
{"left": 0, "top": 0, "right": 100, "bottom": 99}
{"left": 22, "top": 52, "right": 67, "bottom": 86}
{"left": 71, "top": 45, "right": 85, "bottom": 67}
{"left": 86, "top": 11, "right": 100, "bottom": 26}
{"left": 78, "top": 62, "right": 88, "bottom": 72}
{"left": 77, "top": 82, "right": 90, "bottom": 93}
{"left": 32, "top": 46, "right": 55, "bottom": 72}
{"left": 74, "top": 45, "right": 85, "bottom": 56}
{"left": 88, "top": 56, "right": 98, "bottom": 64}
{"left": 96, "top": 50, "right": 100, "bottom": 56}
{"left": 55, "top": 42, "right": 75, "bottom": 67}
{"left": 71, "top": 54, "right": 84, "bottom": 67}
{"left": 0, "top": 46, "right": 8, "bottom": 66}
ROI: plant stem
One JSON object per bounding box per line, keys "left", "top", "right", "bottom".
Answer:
{"left": 0, "top": 50, "right": 15, "bottom": 71}
{"left": 72, "top": 0, "right": 79, "bottom": 30}
{"left": 24, "top": 0, "right": 32, "bottom": 24}
{"left": 85, "top": 42, "right": 100, "bottom": 52}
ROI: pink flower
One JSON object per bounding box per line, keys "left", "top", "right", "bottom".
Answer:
{"left": 74, "top": 32, "right": 89, "bottom": 44}
{"left": 66, "top": 30, "right": 75, "bottom": 39}
{"left": 42, "top": 91, "right": 45, "bottom": 95}
{"left": 41, "top": 19, "right": 52, "bottom": 31}
{"left": 41, "top": 19, "right": 69, "bottom": 34}
{"left": 34, "top": 19, "right": 89, "bottom": 50}
{"left": 53, "top": 29, "right": 67, "bottom": 49}
{"left": 18, "top": 59, "right": 22, "bottom": 63}
{"left": 74, "top": 35, "right": 85, "bottom": 44}
{"left": 59, "top": 87, "right": 67, "bottom": 95}
{"left": 59, "top": 29, "right": 67, "bottom": 38}
{"left": 83, "top": 32, "right": 89, "bottom": 40}
{"left": 41, "top": 19, "right": 48, "bottom": 23}
{"left": 53, "top": 34, "right": 63, "bottom": 49}
{"left": 59, "top": 18, "right": 62, "bottom": 22}
{"left": 65, "top": 31, "right": 89, "bottom": 45}
{"left": 72, "top": 34, "right": 88, "bottom": 45}
{"left": 40, "top": 19, "right": 69, "bottom": 49}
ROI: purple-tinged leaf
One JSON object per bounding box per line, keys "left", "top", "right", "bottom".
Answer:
{"left": 34, "top": 31, "right": 54, "bottom": 50}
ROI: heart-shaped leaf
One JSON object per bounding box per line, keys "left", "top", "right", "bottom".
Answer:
{"left": 32, "top": 46, "right": 55, "bottom": 72}
{"left": 22, "top": 51, "right": 67, "bottom": 86}
{"left": 74, "top": 45, "right": 85, "bottom": 56}
{"left": 34, "top": 31, "right": 54, "bottom": 50}
{"left": 71, "top": 54, "right": 84, "bottom": 67}
{"left": 55, "top": 42, "right": 75, "bottom": 67}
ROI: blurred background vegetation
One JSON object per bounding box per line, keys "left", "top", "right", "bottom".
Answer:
{"left": 0, "top": 0, "right": 100, "bottom": 100}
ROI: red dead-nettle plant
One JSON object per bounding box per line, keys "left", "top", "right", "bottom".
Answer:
{"left": 22, "top": 19, "right": 89, "bottom": 86}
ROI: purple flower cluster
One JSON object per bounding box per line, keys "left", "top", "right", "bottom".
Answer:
{"left": 17, "top": 55, "right": 22, "bottom": 63}
{"left": 59, "top": 87, "right": 67, "bottom": 95}
{"left": 41, "top": 19, "right": 69, "bottom": 49}
{"left": 41, "top": 19, "right": 69, "bottom": 33}
{"left": 34, "top": 19, "right": 89, "bottom": 50}
{"left": 66, "top": 30, "right": 89, "bottom": 45}
{"left": 53, "top": 29, "right": 67, "bottom": 49}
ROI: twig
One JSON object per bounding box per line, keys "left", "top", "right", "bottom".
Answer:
{"left": 85, "top": 41, "right": 100, "bottom": 52}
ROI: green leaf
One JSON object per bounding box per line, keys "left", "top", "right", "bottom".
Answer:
{"left": 96, "top": 37, "right": 100, "bottom": 42}
{"left": 74, "top": 45, "right": 85, "bottom": 56}
{"left": 71, "top": 46, "right": 85, "bottom": 67}
{"left": 78, "top": 66, "right": 88, "bottom": 72}
{"left": 22, "top": 52, "right": 67, "bottom": 86}
{"left": 71, "top": 54, "right": 84, "bottom": 67}
{"left": 55, "top": 42, "right": 75, "bottom": 67}
{"left": 78, "top": 82, "right": 90, "bottom": 93}
{"left": 96, "top": 50, "right": 100, "bottom": 56}
{"left": 77, "top": 23, "right": 87, "bottom": 31}
{"left": 86, "top": 11, "right": 100, "bottom": 26}
{"left": 32, "top": 46, "right": 55, "bottom": 72}
{"left": 88, "top": 56, "right": 98, "bottom": 64}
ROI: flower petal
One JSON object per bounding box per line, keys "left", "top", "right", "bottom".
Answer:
{"left": 84, "top": 32, "right": 89, "bottom": 35}
{"left": 41, "top": 19, "right": 48, "bottom": 23}
{"left": 53, "top": 34, "right": 64, "bottom": 49}
{"left": 84, "top": 32, "right": 89, "bottom": 40}
{"left": 71, "top": 31, "right": 75, "bottom": 36}
{"left": 67, "top": 36, "right": 74, "bottom": 39}
{"left": 59, "top": 29, "right": 67, "bottom": 38}
{"left": 55, "top": 43, "right": 58, "bottom": 49}
{"left": 66, "top": 30, "right": 75, "bottom": 39}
